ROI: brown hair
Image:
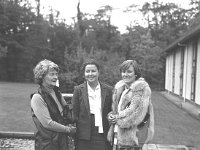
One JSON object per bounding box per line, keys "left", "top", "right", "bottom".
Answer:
{"left": 119, "top": 60, "right": 141, "bottom": 80}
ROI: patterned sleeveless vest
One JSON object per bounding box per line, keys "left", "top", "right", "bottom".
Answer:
{"left": 31, "top": 86, "right": 68, "bottom": 150}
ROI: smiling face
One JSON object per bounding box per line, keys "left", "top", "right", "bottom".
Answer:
{"left": 42, "top": 69, "right": 58, "bottom": 88}
{"left": 84, "top": 64, "right": 99, "bottom": 85}
{"left": 121, "top": 65, "right": 136, "bottom": 85}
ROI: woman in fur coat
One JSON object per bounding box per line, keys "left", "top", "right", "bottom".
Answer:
{"left": 107, "top": 60, "right": 154, "bottom": 150}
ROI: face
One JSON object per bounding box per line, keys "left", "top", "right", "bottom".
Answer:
{"left": 42, "top": 69, "right": 58, "bottom": 88}
{"left": 84, "top": 64, "right": 99, "bottom": 85}
{"left": 121, "top": 65, "right": 136, "bottom": 84}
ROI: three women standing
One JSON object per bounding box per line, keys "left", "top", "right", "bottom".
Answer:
{"left": 72, "top": 59, "right": 113, "bottom": 150}
{"left": 31, "top": 59, "right": 154, "bottom": 150}
{"left": 107, "top": 60, "right": 154, "bottom": 150}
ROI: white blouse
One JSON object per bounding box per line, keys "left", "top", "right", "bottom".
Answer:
{"left": 87, "top": 82, "right": 103, "bottom": 133}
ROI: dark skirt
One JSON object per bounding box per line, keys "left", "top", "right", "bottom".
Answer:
{"left": 77, "top": 114, "right": 111, "bottom": 150}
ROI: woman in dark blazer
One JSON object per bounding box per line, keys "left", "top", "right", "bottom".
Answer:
{"left": 72, "top": 59, "right": 112, "bottom": 150}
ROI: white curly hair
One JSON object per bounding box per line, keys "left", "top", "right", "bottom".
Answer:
{"left": 33, "top": 59, "right": 59, "bottom": 85}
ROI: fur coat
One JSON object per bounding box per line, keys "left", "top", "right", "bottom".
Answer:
{"left": 107, "top": 78, "right": 153, "bottom": 147}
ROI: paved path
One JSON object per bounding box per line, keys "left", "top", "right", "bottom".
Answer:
{"left": 149, "top": 91, "right": 200, "bottom": 150}
{"left": 147, "top": 144, "right": 192, "bottom": 150}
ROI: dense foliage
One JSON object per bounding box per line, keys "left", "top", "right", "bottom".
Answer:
{"left": 0, "top": 0, "right": 199, "bottom": 92}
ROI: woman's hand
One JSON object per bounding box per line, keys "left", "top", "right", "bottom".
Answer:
{"left": 66, "top": 125, "right": 76, "bottom": 136}
{"left": 108, "top": 113, "right": 118, "bottom": 124}
{"left": 69, "top": 126, "right": 76, "bottom": 135}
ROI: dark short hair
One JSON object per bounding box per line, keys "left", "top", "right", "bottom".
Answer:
{"left": 81, "top": 59, "right": 100, "bottom": 72}
{"left": 119, "top": 60, "right": 141, "bottom": 80}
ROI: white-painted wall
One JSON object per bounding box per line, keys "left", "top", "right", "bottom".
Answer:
{"left": 165, "top": 57, "right": 169, "bottom": 90}
{"left": 182, "top": 45, "right": 187, "bottom": 100}
{"left": 167, "top": 55, "right": 173, "bottom": 92}
{"left": 187, "top": 44, "right": 193, "bottom": 100}
{"left": 174, "top": 50, "right": 181, "bottom": 95}
{"left": 182, "top": 43, "right": 192, "bottom": 100}
{"left": 195, "top": 38, "right": 200, "bottom": 104}
{"left": 165, "top": 37, "right": 200, "bottom": 105}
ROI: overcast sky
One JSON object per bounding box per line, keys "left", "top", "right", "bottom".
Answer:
{"left": 38, "top": 0, "right": 190, "bottom": 33}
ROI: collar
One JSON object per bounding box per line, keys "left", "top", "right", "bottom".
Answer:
{"left": 87, "top": 82, "right": 100, "bottom": 92}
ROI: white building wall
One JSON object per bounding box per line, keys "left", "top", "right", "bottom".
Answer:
{"left": 183, "top": 43, "right": 193, "bottom": 100}
{"left": 182, "top": 47, "right": 187, "bottom": 97}
{"left": 195, "top": 38, "right": 200, "bottom": 104}
{"left": 165, "top": 57, "right": 169, "bottom": 90}
{"left": 168, "top": 55, "right": 173, "bottom": 92}
{"left": 166, "top": 36, "right": 200, "bottom": 105}
{"left": 174, "top": 50, "right": 181, "bottom": 95}
{"left": 166, "top": 56, "right": 172, "bottom": 91}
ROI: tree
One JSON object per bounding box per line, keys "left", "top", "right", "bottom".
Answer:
{"left": 187, "top": 0, "right": 200, "bottom": 29}
{"left": 140, "top": 1, "right": 189, "bottom": 45}
{"left": 0, "top": 40, "right": 7, "bottom": 57}
{"left": 119, "top": 25, "right": 165, "bottom": 88}
{"left": 0, "top": 0, "right": 193, "bottom": 90}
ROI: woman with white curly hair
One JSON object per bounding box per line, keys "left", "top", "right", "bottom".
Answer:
{"left": 107, "top": 60, "right": 154, "bottom": 150}
{"left": 31, "top": 59, "right": 76, "bottom": 150}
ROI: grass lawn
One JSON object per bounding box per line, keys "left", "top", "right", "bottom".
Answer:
{"left": 0, "top": 82, "right": 38, "bottom": 132}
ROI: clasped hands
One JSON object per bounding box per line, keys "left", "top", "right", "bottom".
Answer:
{"left": 107, "top": 112, "right": 118, "bottom": 124}
{"left": 67, "top": 124, "right": 76, "bottom": 136}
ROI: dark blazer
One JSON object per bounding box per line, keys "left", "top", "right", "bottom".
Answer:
{"left": 72, "top": 81, "right": 113, "bottom": 140}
